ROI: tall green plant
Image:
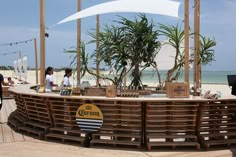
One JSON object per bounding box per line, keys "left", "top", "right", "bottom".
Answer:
{"left": 65, "top": 42, "right": 116, "bottom": 84}
{"left": 117, "top": 14, "right": 161, "bottom": 89}
{"left": 193, "top": 35, "right": 216, "bottom": 84}
{"left": 158, "top": 23, "right": 185, "bottom": 83}
{"left": 88, "top": 25, "right": 130, "bottom": 86}
{"left": 64, "top": 42, "right": 89, "bottom": 78}
{"left": 198, "top": 35, "right": 216, "bottom": 65}
{"left": 158, "top": 24, "right": 216, "bottom": 87}
{"left": 88, "top": 14, "right": 161, "bottom": 89}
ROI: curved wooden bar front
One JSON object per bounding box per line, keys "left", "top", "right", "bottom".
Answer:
{"left": 8, "top": 85, "right": 236, "bottom": 150}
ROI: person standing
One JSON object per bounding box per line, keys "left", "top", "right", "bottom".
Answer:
{"left": 0, "top": 73, "right": 8, "bottom": 111}
{"left": 232, "top": 80, "right": 236, "bottom": 96}
{"left": 7, "top": 77, "right": 15, "bottom": 86}
{"left": 63, "top": 68, "right": 72, "bottom": 87}
{"left": 45, "top": 66, "right": 57, "bottom": 92}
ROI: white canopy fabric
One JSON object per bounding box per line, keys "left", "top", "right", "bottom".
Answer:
{"left": 57, "top": 0, "right": 180, "bottom": 25}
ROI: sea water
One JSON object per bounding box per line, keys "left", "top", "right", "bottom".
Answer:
{"left": 81, "top": 70, "right": 236, "bottom": 86}
{"left": 140, "top": 70, "right": 236, "bottom": 85}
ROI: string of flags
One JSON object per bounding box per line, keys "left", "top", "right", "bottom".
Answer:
{"left": 0, "top": 38, "right": 34, "bottom": 47}
{"left": 0, "top": 51, "right": 17, "bottom": 56}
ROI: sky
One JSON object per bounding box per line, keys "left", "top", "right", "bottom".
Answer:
{"left": 0, "top": 0, "right": 236, "bottom": 71}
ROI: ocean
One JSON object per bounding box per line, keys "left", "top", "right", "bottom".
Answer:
{"left": 139, "top": 70, "right": 236, "bottom": 85}
{"left": 86, "top": 70, "right": 236, "bottom": 85}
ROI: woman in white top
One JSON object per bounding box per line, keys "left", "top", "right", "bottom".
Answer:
{"left": 63, "top": 68, "right": 72, "bottom": 87}
{"left": 45, "top": 66, "right": 57, "bottom": 92}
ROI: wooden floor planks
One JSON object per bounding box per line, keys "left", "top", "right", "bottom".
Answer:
{"left": 4, "top": 99, "right": 25, "bottom": 142}
{"left": 0, "top": 99, "right": 33, "bottom": 143}
{"left": 1, "top": 123, "right": 14, "bottom": 143}
{"left": 0, "top": 124, "right": 3, "bottom": 143}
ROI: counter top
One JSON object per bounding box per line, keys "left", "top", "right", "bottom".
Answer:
{"left": 8, "top": 84, "right": 236, "bottom": 102}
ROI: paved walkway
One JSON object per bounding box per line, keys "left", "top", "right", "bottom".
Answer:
{"left": 0, "top": 99, "right": 235, "bottom": 157}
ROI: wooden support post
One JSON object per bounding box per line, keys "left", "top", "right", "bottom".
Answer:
{"left": 40, "top": 0, "right": 45, "bottom": 87}
{"left": 194, "top": 0, "right": 200, "bottom": 95}
{"left": 184, "top": 0, "right": 190, "bottom": 84}
{"left": 19, "top": 51, "right": 22, "bottom": 81}
{"left": 197, "top": 0, "right": 201, "bottom": 88}
{"left": 34, "top": 38, "right": 39, "bottom": 84}
{"left": 77, "top": 0, "right": 81, "bottom": 86}
{"left": 96, "top": 15, "right": 100, "bottom": 86}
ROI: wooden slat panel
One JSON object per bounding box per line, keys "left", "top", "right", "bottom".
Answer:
{"left": 199, "top": 101, "right": 236, "bottom": 149}
{"left": 145, "top": 101, "right": 200, "bottom": 150}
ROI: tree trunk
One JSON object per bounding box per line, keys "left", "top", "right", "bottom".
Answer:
{"left": 134, "top": 64, "right": 140, "bottom": 90}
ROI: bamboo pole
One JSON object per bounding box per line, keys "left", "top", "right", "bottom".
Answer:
{"left": 19, "top": 51, "right": 22, "bottom": 81}
{"left": 34, "top": 38, "right": 39, "bottom": 84}
{"left": 197, "top": 0, "right": 202, "bottom": 88}
{"left": 184, "top": 0, "right": 190, "bottom": 84}
{"left": 194, "top": 0, "right": 200, "bottom": 95}
{"left": 77, "top": 0, "right": 81, "bottom": 86}
{"left": 19, "top": 51, "right": 21, "bottom": 58}
{"left": 96, "top": 15, "right": 100, "bottom": 86}
{"left": 40, "top": 0, "right": 45, "bottom": 87}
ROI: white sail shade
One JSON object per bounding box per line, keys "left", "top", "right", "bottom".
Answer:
{"left": 57, "top": 0, "right": 180, "bottom": 25}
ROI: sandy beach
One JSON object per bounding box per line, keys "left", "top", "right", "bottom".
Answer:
{"left": 0, "top": 70, "right": 232, "bottom": 97}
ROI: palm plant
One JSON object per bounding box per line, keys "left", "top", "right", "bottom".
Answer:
{"left": 189, "top": 35, "right": 216, "bottom": 66}
{"left": 65, "top": 42, "right": 116, "bottom": 84}
{"left": 158, "top": 23, "right": 185, "bottom": 83}
{"left": 193, "top": 35, "right": 216, "bottom": 84}
{"left": 198, "top": 35, "right": 216, "bottom": 65}
{"left": 64, "top": 42, "right": 89, "bottom": 79}
{"left": 118, "top": 14, "right": 161, "bottom": 89}
{"left": 158, "top": 24, "right": 216, "bottom": 87}
{"left": 65, "top": 21, "right": 216, "bottom": 91}
{"left": 88, "top": 14, "right": 161, "bottom": 89}
{"left": 88, "top": 25, "right": 130, "bottom": 86}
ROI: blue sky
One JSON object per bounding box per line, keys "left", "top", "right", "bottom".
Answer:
{"left": 0, "top": 0, "right": 236, "bottom": 71}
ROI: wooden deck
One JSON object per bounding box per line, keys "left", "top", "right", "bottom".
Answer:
{"left": 0, "top": 98, "right": 35, "bottom": 143}
{"left": 1, "top": 99, "right": 236, "bottom": 157}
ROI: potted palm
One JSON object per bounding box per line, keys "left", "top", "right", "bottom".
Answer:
{"left": 156, "top": 23, "right": 216, "bottom": 97}
{"left": 85, "top": 14, "right": 161, "bottom": 93}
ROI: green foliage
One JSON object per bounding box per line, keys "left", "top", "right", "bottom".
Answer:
{"left": 89, "top": 14, "right": 161, "bottom": 89}
{"left": 158, "top": 24, "right": 216, "bottom": 86}
{"left": 198, "top": 35, "right": 216, "bottom": 65}
{"left": 158, "top": 23, "right": 185, "bottom": 83}
{"left": 65, "top": 16, "right": 216, "bottom": 90}
{"left": 190, "top": 35, "right": 216, "bottom": 66}
{"left": 64, "top": 42, "right": 89, "bottom": 78}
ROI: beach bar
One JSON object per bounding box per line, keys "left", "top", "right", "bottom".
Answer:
{"left": 8, "top": 85, "right": 236, "bottom": 150}
{"left": 5, "top": 0, "right": 236, "bottom": 152}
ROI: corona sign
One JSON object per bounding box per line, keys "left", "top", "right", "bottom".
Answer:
{"left": 76, "top": 103, "right": 103, "bottom": 132}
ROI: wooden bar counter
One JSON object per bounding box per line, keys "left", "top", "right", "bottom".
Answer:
{"left": 7, "top": 84, "right": 236, "bottom": 150}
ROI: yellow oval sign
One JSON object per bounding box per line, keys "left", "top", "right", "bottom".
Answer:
{"left": 76, "top": 103, "right": 103, "bottom": 132}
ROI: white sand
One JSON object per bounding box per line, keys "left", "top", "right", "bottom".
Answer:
{"left": 0, "top": 70, "right": 232, "bottom": 97}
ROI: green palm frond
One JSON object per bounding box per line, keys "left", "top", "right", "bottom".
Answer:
{"left": 63, "top": 42, "right": 89, "bottom": 78}
{"left": 198, "top": 35, "right": 216, "bottom": 65}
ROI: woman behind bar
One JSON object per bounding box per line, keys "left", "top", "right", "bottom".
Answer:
{"left": 63, "top": 68, "right": 72, "bottom": 87}
{"left": 45, "top": 66, "right": 57, "bottom": 92}
{"left": 7, "top": 77, "right": 15, "bottom": 86}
